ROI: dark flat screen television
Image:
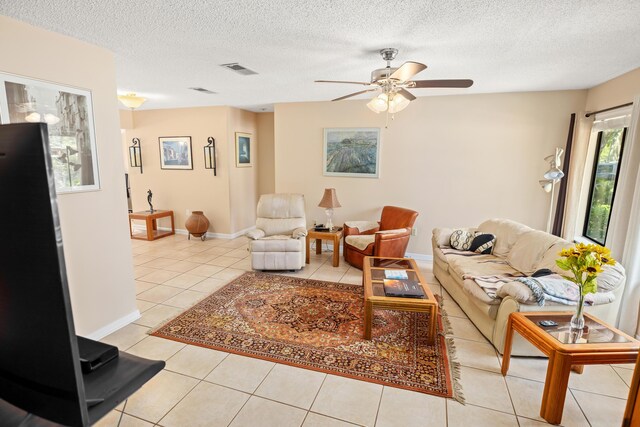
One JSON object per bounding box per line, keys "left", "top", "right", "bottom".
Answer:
{"left": 0, "top": 123, "right": 163, "bottom": 426}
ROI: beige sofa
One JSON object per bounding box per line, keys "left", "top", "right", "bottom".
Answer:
{"left": 432, "top": 218, "right": 626, "bottom": 356}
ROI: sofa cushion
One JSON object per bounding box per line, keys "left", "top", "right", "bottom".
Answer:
{"left": 477, "top": 219, "right": 532, "bottom": 258}
{"left": 447, "top": 254, "right": 520, "bottom": 279}
{"left": 535, "top": 241, "right": 574, "bottom": 274}
{"left": 469, "top": 233, "right": 496, "bottom": 254}
{"left": 507, "top": 230, "right": 563, "bottom": 275}
{"left": 450, "top": 229, "right": 476, "bottom": 250}
{"left": 345, "top": 235, "right": 375, "bottom": 251}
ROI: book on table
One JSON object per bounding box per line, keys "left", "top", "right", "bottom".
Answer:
{"left": 384, "top": 269, "right": 408, "bottom": 280}
{"left": 383, "top": 279, "right": 425, "bottom": 298}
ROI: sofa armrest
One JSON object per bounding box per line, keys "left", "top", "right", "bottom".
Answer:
{"left": 292, "top": 227, "right": 308, "bottom": 238}
{"left": 246, "top": 229, "right": 266, "bottom": 240}
{"left": 432, "top": 227, "right": 454, "bottom": 248}
{"left": 344, "top": 221, "right": 380, "bottom": 236}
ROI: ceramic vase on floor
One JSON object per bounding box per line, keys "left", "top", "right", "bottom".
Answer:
{"left": 185, "top": 211, "right": 209, "bottom": 240}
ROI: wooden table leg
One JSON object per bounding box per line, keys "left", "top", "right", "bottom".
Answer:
{"left": 316, "top": 238, "right": 322, "bottom": 255}
{"left": 305, "top": 235, "right": 311, "bottom": 264}
{"left": 571, "top": 365, "right": 584, "bottom": 374}
{"left": 332, "top": 235, "right": 340, "bottom": 267}
{"left": 364, "top": 300, "right": 373, "bottom": 340}
{"left": 427, "top": 306, "right": 437, "bottom": 345}
{"left": 540, "top": 351, "right": 572, "bottom": 425}
{"left": 146, "top": 218, "right": 154, "bottom": 241}
{"left": 129, "top": 218, "right": 133, "bottom": 238}
{"left": 501, "top": 316, "right": 515, "bottom": 376}
{"left": 169, "top": 212, "right": 175, "bottom": 235}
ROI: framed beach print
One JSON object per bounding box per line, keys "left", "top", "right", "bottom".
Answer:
{"left": 235, "top": 132, "right": 252, "bottom": 167}
{"left": 0, "top": 73, "right": 100, "bottom": 193}
{"left": 323, "top": 128, "right": 380, "bottom": 178}
{"left": 159, "top": 136, "right": 193, "bottom": 170}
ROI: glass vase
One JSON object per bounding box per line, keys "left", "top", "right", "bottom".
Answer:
{"left": 570, "top": 292, "right": 585, "bottom": 330}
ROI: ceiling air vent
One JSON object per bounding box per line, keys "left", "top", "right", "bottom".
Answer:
{"left": 189, "top": 87, "right": 217, "bottom": 94}
{"left": 220, "top": 63, "right": 258, "bottom": 76}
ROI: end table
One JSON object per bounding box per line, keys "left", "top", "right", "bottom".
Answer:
{"left": 501, "top": 311, "right": 639, "bottom": 425}
{"left": 129, "top": 210, "right": 175, "bottom": 241}
{"left": 306, "top": 227, "right": 343, "bottom": 267}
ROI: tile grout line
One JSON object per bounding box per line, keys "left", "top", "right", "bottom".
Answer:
{"left": 373, "top": 386, "right": 385, "bottom": 427}
{"left": 568, "top": 388, "right": 593, "bottom": 426}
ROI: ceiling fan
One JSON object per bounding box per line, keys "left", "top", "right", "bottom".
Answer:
{"left": 315, "top": 48, "right": 473, "bottom": 114}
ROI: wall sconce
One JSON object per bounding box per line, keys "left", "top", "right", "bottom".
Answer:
{"left": 129, "top": 138, "right": 143, "bottom": 174}
{"left": 204, "top": 137, "right": 217, "bottom": 176}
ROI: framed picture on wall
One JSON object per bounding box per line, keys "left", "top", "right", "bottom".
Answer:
{"left": 159, "top": 136, "right": 193, "bottom": 170}
{"left": 0, "top": 72, "right": 101, "bottom": 193}
{"left": 323, "top": 127, "right": 381, "bottom": 178}
{"left": 235, "top": 132, "right": 252, "bottom": 167}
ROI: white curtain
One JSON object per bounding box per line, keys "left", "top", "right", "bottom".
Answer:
{"left": 616, "top": 95, "right": 640, "bottom": 336}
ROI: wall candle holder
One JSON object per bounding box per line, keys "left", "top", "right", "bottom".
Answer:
{"left": 129, "top": 137, "right": 143, "bottom": 174}
{"left": 204, "top": 137, "right": 217, "bottom": 176}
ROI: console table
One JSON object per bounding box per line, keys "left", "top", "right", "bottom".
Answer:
{"left": 129, "top": 210, "right": 175, "bottom": 241}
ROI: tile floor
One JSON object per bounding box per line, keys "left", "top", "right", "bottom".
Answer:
{"left": 96, "top": 234, "right": 633, "bottom": 427}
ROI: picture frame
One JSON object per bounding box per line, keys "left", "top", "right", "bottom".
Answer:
{"left": 159, "top": 136, "right": 193, "bottom": 170}
{"left": 323, "top": 128, "right": 381, "bottom": 178}
{"left": 0, "top": 72, "right": 100, "bottom": 193}
{"left": 235, "top": 132, "right": 252, "bottom": 167}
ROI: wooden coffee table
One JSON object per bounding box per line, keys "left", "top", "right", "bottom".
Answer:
{"left": 362, "top": 256, "right": 438, "bottom": 344}
{"left": 306, "top": 227, "right": 343, "bottom": 267}
{"left": 502, "top": 311, "right": 639, "bottom": 425}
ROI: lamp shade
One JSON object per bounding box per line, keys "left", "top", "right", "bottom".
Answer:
{"left": 388, "top": 93, "right": 410, "bottom": 113}
{"left": 543, "top": 167, "right": 565, "bottom": 180}
{"left": 318, "top": 188, "right": 341, "bottom": 208}
{"left": 366, "top": 93, "right": 388, "bottom": 113}
{"left": 118, "top": 93, "right": 146, "bottom": 109}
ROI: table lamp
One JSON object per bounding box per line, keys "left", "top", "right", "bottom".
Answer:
{"left": 318, "top": 188, "right": 341, "bottom": 230}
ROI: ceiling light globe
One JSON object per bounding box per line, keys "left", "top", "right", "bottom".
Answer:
{"left": 118, "top": 93, "right": 147, "bottom": 109}
{"left": 25, "top": 112, "right": 41, "bottom": 123}
{"left": 388, "top": 93, "right": 410, "bottom": 114}
{"left": 367, "top": 93, "right": 388, "bottom": 113}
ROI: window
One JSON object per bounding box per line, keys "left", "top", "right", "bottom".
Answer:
{"left": 583, "top": 127, "right": 627, "bottom": 244}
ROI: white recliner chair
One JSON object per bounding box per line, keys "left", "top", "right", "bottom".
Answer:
{"left": 246, "top": 193, "right": 307, "bottom": 271}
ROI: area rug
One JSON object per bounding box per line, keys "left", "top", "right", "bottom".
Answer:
{"left": 151, "top": 271, "right": 462, "bottom": 400}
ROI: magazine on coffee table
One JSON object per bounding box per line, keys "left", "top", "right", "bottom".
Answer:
{"left": 383, "top": 279, "right": 425, "bottom": 298}
{"left": 384, "top": 269, "right": 409, "bottom": 280}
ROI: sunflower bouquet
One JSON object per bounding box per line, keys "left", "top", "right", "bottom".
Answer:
{"left": 556, "top": 243, "right": 616, "bottom": 329}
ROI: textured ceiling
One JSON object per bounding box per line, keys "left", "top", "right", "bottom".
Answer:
{"left": 2, "top": 1, "right": 640, "bottom": 111}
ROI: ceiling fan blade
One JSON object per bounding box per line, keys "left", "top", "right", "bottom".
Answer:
{"left": 412, "top": 79, "right": 474, "bottom": 88}
{"left": 397, "top": 88, "right": 416, "bottom": 101}
{"left": 332, "top": 88, "right": 378, "bottom": 101}
{"left": 315, "top": 80, "right": 372, "bottom": 85}
{"left": 389, "top": 62, "right": 427, "bottom": 82}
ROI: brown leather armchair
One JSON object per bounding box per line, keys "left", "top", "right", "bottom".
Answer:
{"left": 342, "top": 206, "right": 419, "bottom": 269}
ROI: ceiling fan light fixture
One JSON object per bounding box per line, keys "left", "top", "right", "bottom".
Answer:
{"left": 25, "top": 112, "right": 41, "bottom": 123}
{"left": 118, "top": 92, "right": 147, "bottom": 109}
{"left": 388, "top": 93, "right": 410, "bottom": 114}
{"left": 367, "top": 93, "right": 388, "bottom": 113}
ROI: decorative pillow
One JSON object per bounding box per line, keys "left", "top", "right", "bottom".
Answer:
{"left": 469, "top": 233, "right": 496, "bottom": 254}
{"left": 449, "top": 229, "right": 476, "bottom": 250}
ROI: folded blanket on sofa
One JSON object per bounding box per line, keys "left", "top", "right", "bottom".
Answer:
{"left": 462, "top": 274, "right": 523, "bottom": 299}
{"left": 515, "top": 275, "right": 615, "bottom": 306}
{"left": 440, "top": 248, "right": 481, "bottom": 256}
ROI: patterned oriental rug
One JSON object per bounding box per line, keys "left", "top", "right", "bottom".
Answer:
{"left": 152, "top": 272, "right": 462, "bottom": 401}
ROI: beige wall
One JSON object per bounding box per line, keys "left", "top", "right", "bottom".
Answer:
{"left": 586, "top": 67, "right": 640, "bottom": 111}
{"left": 228, "top": 108, "right": 259, "bottom": 232}
{"left": 0, "top": 16, "right": 137, "bottom": 337}
{"left": 257, "top": 112, "right": 275, "bottom": 195}
{"left": 275, "top": 90, "right": 587, "bottom": 255}
{"left": 122, "top": 107, "right": 233, "bottom": 234}
{"left": 121, "top": 106, "right": 258, "bottom": 235}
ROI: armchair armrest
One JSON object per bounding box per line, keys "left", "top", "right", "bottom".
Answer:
{"left": 246, "top": 228, "right": 266, "bottom": 240}
{"left": 344, "top": 221, "right": 380, "bottom": 236}
{"left": 292, "top": 227, "right": 308, "bottom": 238}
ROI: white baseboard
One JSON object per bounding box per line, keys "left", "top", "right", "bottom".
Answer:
{"left": 132, "top": 224, "right": 255, "bottom": 240}
{"left": 405, "top": 252, "right": 433, "bottom": 262}
{"left": 83, "top": 310, "right": 141, "bottom": 340}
